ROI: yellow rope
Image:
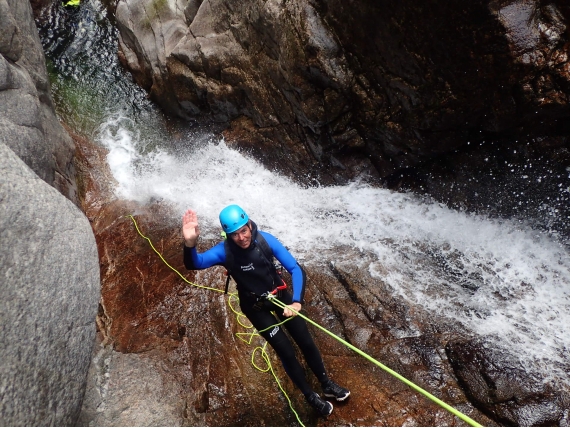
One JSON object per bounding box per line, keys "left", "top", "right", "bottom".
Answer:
{"left": 128, "top": 215, "right": 483, "bottom": 427}
{"left": 128, "top": 215, "right": 305, "bottom": 426}
{"left": 267, "top": 296, "right": 483, "bottom": 427}
{"left": 128, "top": 215, "right": 225, "bottom": 294}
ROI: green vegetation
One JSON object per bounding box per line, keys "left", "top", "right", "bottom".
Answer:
{"left": 47, "top": 59, "right": 109, "bottom": 139}
{"left": 141, "top": 0, "right": 169, "bottom": 29}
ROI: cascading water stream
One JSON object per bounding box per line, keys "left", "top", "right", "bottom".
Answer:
{"left": 39, "top": 0, "right": 570, "bottom": 401}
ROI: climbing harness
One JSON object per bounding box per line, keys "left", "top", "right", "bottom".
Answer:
{"left": 251, "top": 283, "right": 288, "bottom": 311}
{"left": 128, "top": 215, "right": 483, "bottom": 427}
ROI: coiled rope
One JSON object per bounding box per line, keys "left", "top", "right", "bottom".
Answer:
{"left": 128, "top": 215, "right": 482, "bottom": 427}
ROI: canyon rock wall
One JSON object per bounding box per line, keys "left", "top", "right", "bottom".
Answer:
{"left": 0, "top": 142, "right": 100, "bottom": 426}
{"left": 0, "top": 1, "right": 100, "bottom": 425}
{"left": 114, "top": 0, "right": 570, "bottom": 184}
{"left": 0, "top": 0, "right": 78, "bottom": 200}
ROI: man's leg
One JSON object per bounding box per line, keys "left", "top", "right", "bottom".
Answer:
{"left": 243, "top": 308, "right": 313, "bottom": 395}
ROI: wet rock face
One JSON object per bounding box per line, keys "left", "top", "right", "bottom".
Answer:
{"left": 75, "top": 130, "right": 570, "bottom": 426}
{"left": 113, "top": 0, "right": 569, "bottom": 183}
{"left": 76, "top": 136, "right": 499, "bottom": 426}
{"left": 446, "top": 339, "right": 570, "bottom": 426}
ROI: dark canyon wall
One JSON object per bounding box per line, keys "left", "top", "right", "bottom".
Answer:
{"left": 113, "top": 0, "right": 570, "bottom": 185}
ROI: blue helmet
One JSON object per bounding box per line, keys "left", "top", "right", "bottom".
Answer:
{"left": 219, "top": 205, "right": 249, "bottom": 233}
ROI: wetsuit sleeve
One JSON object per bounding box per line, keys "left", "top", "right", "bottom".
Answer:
{"left": 183, "top": 241, "right": 226, "bottom": 270}
{"left": 261, "top": 232, "right": 306, "bottom": 304}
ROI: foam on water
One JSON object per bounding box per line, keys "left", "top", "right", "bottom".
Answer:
{"left": 98, "top": 116, "right": 570, "bottom": 384}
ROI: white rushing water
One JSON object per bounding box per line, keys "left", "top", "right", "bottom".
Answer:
{"left": 98, "top": 113, "right": 570, "bottom": 385}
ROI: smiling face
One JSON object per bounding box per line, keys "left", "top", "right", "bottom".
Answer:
{"left": 230, "top": 223, "right": 252, "bottom": 249}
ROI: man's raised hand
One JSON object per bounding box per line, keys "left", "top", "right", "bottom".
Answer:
{"left": 182, "top": 209, "right": 200, "bottom": 247}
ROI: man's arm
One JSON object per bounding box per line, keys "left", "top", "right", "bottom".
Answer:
{"left": 261, "top": 232, "right": 306, "bottom": 308}
{"left": 183, "top": 243, "right": 225, "bottom": 270}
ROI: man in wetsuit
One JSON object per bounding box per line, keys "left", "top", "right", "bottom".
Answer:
{"left": 182, "top": 204, "right": 350, "bottom": 416}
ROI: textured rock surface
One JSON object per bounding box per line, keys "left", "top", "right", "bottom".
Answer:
{"left": 78, "top": 342, "right": 188, "bottom": 426}
{"left": 446, "top": 339, "right": 570, "bottom": 426}
{"left": 114, "top": 0, "right": 570, "bottom": 183}
{"left": 0, "top": 142, "right": 100, "bottom": 426}
{"left": 0, "top": 0, "right": 77, "bottom": 201}
{"left": 0, "top": 1, "right": 100, "bottom": 425}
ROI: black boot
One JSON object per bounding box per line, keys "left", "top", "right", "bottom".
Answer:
{"left": 305, "top": 392, "right": 333, "bottom": 416}
{"left": 322, "top": 379, "right": 350, "bottom": 401}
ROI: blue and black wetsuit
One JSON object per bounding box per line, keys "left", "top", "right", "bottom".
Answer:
{"left": 183, "top": 221, "right": 329, "bottom": 395}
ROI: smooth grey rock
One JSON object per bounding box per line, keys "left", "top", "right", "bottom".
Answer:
{"left": 78, "top": 341, "right": 190, "bottom": 427}
{"left": 0, "top": 142, "right": 100, "bottom": 426}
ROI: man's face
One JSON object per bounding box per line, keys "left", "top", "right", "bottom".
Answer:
{"left": 230, "top": 224, "right": 252, "bottom": 249}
